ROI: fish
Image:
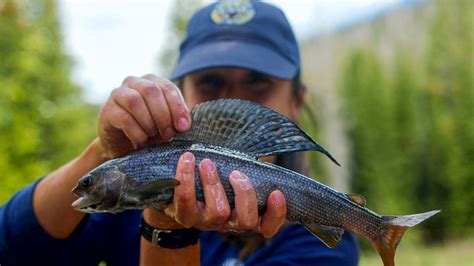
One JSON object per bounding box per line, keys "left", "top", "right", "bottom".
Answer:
{"left": 71, "top": 99, "right": 440, "bottom": 266}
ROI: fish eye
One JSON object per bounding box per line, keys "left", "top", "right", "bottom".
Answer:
{"left": 81, "top": 176, "right": 92, "bottom": 187}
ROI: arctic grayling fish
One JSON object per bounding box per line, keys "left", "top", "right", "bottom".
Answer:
{"left": 72, "top": 99, "right": 439, "bottom": 266}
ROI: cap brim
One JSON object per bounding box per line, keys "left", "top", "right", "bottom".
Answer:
{"left": 170, "top": 40, "right": 297, "bottom": 80}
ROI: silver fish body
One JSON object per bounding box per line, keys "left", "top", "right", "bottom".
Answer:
{"left": 72, "top": 99, "right": 439, "bottom": 266}
{"left": 78, "top": 139, "right": 371, "bottom": 226}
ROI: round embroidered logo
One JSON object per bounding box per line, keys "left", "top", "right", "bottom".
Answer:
{"left": 211, "top": 0, "right": 255, "bottom": 25}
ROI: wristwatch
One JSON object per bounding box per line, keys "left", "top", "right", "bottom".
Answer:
{"left": 140, "top": 214, "right": 201, "bottom": 249}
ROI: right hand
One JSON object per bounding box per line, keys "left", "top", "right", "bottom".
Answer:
{"left": 162, "top": 152, "right": 287, "bottom": 238}
{"left": 144, "top": 152, "right": 287, "bottom": 238}
{"left": 98, "top": 74, "right": 191, "bottom": 158}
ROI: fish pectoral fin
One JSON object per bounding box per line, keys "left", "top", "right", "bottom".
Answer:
{"left": 131, "top": 178, "right": 180, "bottom": 196}
{"left": 303, "top": 223, "right": 345, "bottom": 248}
{"left": 345, "top": 193, "right": 366, "bottom": 206}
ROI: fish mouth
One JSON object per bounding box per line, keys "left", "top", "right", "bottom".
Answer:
{"left": 71, "top": 197, "right": 103, "bottom": 211}
{"left": 71, "top": 179, "right": 104, "bottom": 211}
{"left": 71, "top": 183, "right": 83, "bottom": 197}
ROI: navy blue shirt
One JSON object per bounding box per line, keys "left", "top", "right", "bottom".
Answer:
{"left": 0, "top": 180, "right": 359, "bottom": 265}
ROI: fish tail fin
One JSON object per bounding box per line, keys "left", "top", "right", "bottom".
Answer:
{"left": 370, "top": 210, "right": 440, "bottom": 266}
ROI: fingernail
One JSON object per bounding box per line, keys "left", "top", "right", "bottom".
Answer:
{"left": 202, "top": 159, "right": 216, "bottom": 172}
{"left": 163, "top": 127, "right": 176, "bottom": 139}
{"left": 182, "top": 152, "right": 193, "bottom": 164}
{"left": 231, "top": 171, "right": 251, "bottom": 190}
{"left": 202, "top": 159, "right": 219, "bottom": 184}
{"left": 273, "top": 192, "right": 283, "bottom": 207}
{"left": 178, "top": 117, "right": 189, "bottom": 131}
{"left": 231, "top": 170, "right": 246, "bottom": 180}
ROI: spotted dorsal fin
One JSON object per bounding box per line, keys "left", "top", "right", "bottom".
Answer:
{"left": 174, "top": 99, "right": 339, "bottom": 165}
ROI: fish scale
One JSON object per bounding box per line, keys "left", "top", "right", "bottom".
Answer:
{"left": 72, "top": 99, "right": 440, "bottom": 266}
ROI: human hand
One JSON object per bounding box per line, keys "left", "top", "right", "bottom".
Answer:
{"left": 152, "top": 152, "right": 287, "bottom": 238}
{"left": 98, "top": 74, "right": 191, "bottom": 158}
{"left": 98, "top": 74, "right": 286, "bottom": 238}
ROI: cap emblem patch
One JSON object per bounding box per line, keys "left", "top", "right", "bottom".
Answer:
{"left": 211, "top": 0, "right": 255, "bottom": 25}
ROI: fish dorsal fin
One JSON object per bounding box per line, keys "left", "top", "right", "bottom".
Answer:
{"left": 175, "top": 99, "right": 339, "bottom": 165}
{"left": 345, "top": 193, "right": 366, "bottom": 206}
{"left": 303, "top": 223, "right": 345, "bottom": 248}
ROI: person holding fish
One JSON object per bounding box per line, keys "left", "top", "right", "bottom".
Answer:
{"left": 3, "top": 1, "right": 438, "bottom": 265}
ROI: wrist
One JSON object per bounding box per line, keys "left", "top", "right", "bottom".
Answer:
{"left": 143, "top": 208, "right": 183, "bottom": 230}
{"left": 85, "top": 137, "right": 111, "bottom": 164}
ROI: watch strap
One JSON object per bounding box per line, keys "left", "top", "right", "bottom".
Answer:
{"left": 140, "top": 214, "right": 201, "bottom": 249}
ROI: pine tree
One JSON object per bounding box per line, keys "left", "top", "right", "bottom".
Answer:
{"left": 0, "top": 0, "right": 98, "bottom": 203}
{"left": 339, "top": 49, "right": 404, "bottom": 213}
{"left": 158, "top": 0, "right": 202, "bottom": 77}
{"left": 385, "top": 53, "right": 420, "bottom": 215}
{"left": 417, "top": 0, "right": 474, "bottom": 237}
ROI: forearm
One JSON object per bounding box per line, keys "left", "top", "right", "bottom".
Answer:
{"left": 33, "top": 138, "right": 109, "bottom": 239}
{"left": 140, "top": 209, "right": 200, "bottom": 266}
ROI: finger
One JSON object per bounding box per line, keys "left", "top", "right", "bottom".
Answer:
{"left": 199, "top": 159, "right": 230, "bottom": 228}
{"left": 145, "top": 75, "right": 191, "bottom": 132}
{"left": 258, "top": 190, "right": 287, "bottom": 238}
{"left": 102, "top": 99, "right": 149, "bottom": 148}
{"left": 122, "top": 75, "right": 138, "bottom": 86}
{"left": 172, "top": 152, "right": 200, "bottom": 228}
{"left": 111, "top": 87, "right": 157, "bottom": 137}
{"left": 229, "top": 170, "right": 258, "bottom": 230}
{"left": 133, "top": 74, "right": 176, "bottom": 139}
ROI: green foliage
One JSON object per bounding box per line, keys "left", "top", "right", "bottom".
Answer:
{"left": 338, "top": 0, "right": 473, "bottom": 240}
{"left": 417, "top": 0, "right": 474, "bottom": 237}
{"left": 339, "top": 49, "right": 408, "bottom": 214}
{"left": 159, "top": 0, "right": 202, "bottom": 77}
{"left": 0, "top": 0, "right": 98, "bottom": 203}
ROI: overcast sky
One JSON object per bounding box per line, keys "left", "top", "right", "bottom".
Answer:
{"left": 57, "top": 0, "right": 402, "bottom": 104}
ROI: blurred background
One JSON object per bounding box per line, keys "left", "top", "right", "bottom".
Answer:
{"left": 0, "top": 0, "right": 472, "bottom": 265}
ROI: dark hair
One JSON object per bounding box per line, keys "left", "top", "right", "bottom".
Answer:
{"left": 291, "top": 72, "right": 302, "bottom": 96}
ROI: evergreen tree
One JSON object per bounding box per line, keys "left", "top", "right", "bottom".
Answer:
{"left": 0, "top": 0, "right": 43, "bottom": 200}
{"left": 159, "top": 0, "right": 202, "bottom": 77}
{"left": 385, "top": 53, "right": 420, "bottom": 215}
{"left": 338, "top": 0, "right": 474, "bottom": 240}
{"left": 0, "top": 0, "right": 98, "bottom": 203}
{"left": 417, "top": 0, "right": 474, "bottom": 237}
{"left": 339, "top": 49, "right": 405, "bottom": 214}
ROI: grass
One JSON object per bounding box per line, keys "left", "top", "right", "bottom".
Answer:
{"left": 359, "top": 237, "right": 474, "bottom": 266}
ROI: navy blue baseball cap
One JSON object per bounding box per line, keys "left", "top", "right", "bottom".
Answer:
{"left": 170, "top": 0, "right": 300, "bottom": 81}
